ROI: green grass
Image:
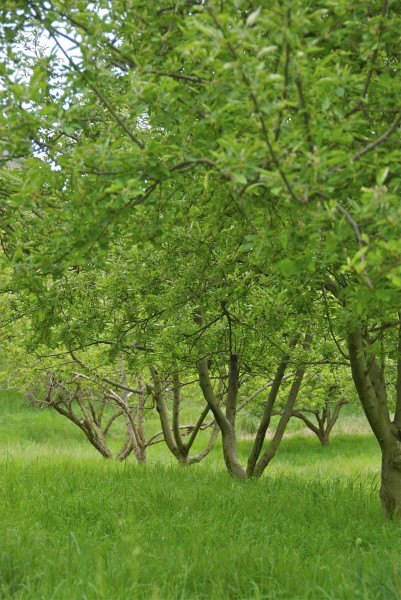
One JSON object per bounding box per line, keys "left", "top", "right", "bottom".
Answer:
{"left": 0, "top": 392, "right": 398, "bottom": 599}
{"left": 1, "top": 462, "right": 400, "bottom": 600}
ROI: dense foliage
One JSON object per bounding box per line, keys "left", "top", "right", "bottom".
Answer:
{"left": 1, "top": 0, "right": 401, "bottom": 514}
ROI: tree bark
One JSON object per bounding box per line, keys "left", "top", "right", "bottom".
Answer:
{"left": 52, "top": 402, "right": 113, "bottom": 458}
{"left": 380, "top": 439, "right": 401, "bottom": 519}
{"left": 247, "top": 335, "right": 308, "bottom": 477}
{"left": 226, "top": 353, "right": 239, "bottom": 428}
{"left": 348, "top": 327, "right": 401, "bottom": 518}
{"left": 253, "top": 361, "right": 308, "bottom": 477}
{"left": 393, "top": 316, "right": 401, "bottom": 429}
{"left": 347, "top": 329, "right": 389, "bottom": 445}
{"left": 189, "top": 421, "right": 220, "bottom": 464}
{"left": 319, "top": 432, "right": 330, "bottom": 447}
{"left": 150, "top": 366, "right": 181, "bottom": 461}
{"left": 116, "top": 434, "right": 133, "bottom": 461}
{"left": 172, "top": 370, "right": 188, "bottom": 457}
{"left": 324, "top": 398, "right": 348, "bottom": 441}
{"left": 246, "top": 349, "right": 293, "bottom": 476}
{"left": 197, "top": 355, "right": 246, "bottom": 479}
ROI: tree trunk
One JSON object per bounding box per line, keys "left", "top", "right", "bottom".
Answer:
{"left": 253, "top": 361, "right": 308, "bottom": 477}
{"left": 246, "top": 349, "right": 293, "bottom": 476}
{"left": 178, "top": 454, "right": 190, "bottom": 468}
{"left": 172, "top": 370, "right": 188, "bottom": 457}
{"left": 197, "top": 355, "right": 247, "bottom": 479}
{"left": 53, "top": 402, "right": 113, "bottom": 459}
{"left": 248, "top": 334, "right": 310, "bottom": 478}
{"left": 348, "top": 327, "right": 401, "bottom": 519}
{"left": 189, "top": 421, "right": 220, "bottom": 464}
{"left": 116, "top": 434, "right": 133, "bottom": 461}
{"left": 150, "top": 365, "right": 181, "bottom": 460}
{"left": 318, "top": 432, "right": 330, "bottom": 447}
{"left": 380, "top": 435, "right": 401, "bottom": 519}
{"left": 137, "top": 447, "right": 147, "bottom": 465}
{"left": 381, "top": 318, "right": 401, "bottom": 518}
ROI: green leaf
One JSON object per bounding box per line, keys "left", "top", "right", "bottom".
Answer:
{"left": 246, "top": 8, "right": 261, "bottom": 27}
{"left": 278, "top": 259, "right": 297, "bottom": 277}
{"left": 376, "top": 167, "right": 389, "bottom": 185}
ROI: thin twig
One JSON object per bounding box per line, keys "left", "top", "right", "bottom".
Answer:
{"left": 345, "top": 0, "right": 389, "bottom": 117}
{"left": 336, "top": 204, "right": 373, "bottom": 290}
{"left": 322, "top": 285, "right": 350, "bottom": 361}
{"left": 351, "top": 113, "right": 401, "bottom": 162}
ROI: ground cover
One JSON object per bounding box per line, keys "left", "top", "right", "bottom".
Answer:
{"left": 1, "top": 394, "right": 399, "bottom": 599}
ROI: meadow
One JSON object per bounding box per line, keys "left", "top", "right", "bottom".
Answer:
{"left": 1, "top": 392, "right": 400, "bottom": 600}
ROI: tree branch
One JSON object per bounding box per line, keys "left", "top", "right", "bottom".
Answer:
{"left": 351, "top": 113, "right": 401, "bottom": 162}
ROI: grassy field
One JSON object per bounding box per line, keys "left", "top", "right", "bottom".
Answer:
{"left": 1, "top": 392, "right": 400, "bottom": 599}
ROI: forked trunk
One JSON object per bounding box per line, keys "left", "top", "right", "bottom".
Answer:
{"left": 197, "top": 355, "right": 246, "bottom": 479}
{"left": 318, "top": 431, "right": 330, "bottom": 447}
{"left": 178, "top": 454, "right": 190, "bottom": 468}
{"left": 137, "top": 447, "right": 147, "bottom": 465}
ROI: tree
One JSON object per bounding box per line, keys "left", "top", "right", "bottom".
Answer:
{"left": 1, "top": 1, "right": 401, "bottom": 515}
{"left": 325, "top": 281, "right": 401, "bottom": 518}
{"left": 273, "top": 365, "right": 353, "bottom": 446}
{"left": 149, "top": 366, "right": 220, "bottom": 467}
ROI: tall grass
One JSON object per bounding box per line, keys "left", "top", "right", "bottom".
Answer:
{"left": 0, "top": 460, "right": 400, "bottom": 600}
{"left": 0, "top": 392, "right": 397, "bottom": 599}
